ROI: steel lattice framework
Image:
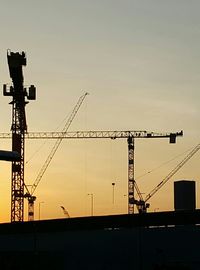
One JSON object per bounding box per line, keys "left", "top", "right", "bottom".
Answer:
{"left": 3, "top": 51, "right": 36, "bottom": 222}
{"left": 0, "top": 130, "right": 183, "bottom": 140}
{"left": 127, "top": 137, "right": 135, "bottom": 214}
{"left": 0, "top": 129, "right": 183, "bottom": 215}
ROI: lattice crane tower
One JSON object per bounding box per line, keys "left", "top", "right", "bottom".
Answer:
{"left": 3, "top": 50, "right": 36, "bottom": 222}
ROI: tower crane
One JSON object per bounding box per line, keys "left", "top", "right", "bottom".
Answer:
{"left": 1, "top": 51, "right": 184, "bottom": 219}
{"left": 3, "top": 50, "right": 36, "bottom": 222}
{"left": 25, "top": 92, "right": 88, "bottom": 221}
{"left": 0, "top": 129, "right": 182, "bottom": 215}
{"left": 60, "top": 206, "right": 70, "bottom": 218}
{"left": 137, "top": 142, "right": 200, "bottom": 212}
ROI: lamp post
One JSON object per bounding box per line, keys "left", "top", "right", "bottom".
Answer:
{"left": 87, "top": 193, "right": 94, "bottom": 216}
{"left": 112, "top": 182, "right": 116, "bottom": 204}
{"left": 39, "top": 201, "right": 44, "bottom": 220}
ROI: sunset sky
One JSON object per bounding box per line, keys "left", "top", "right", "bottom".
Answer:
{"left": 0, "top": 0, "right": 199, "bottom": 222}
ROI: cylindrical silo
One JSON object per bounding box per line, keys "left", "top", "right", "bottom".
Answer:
{"left": 174, "top": 180, "right": 196, "bottom": 211}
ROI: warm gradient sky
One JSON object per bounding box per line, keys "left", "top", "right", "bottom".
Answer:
{"left": 0, "top": 0, "right": 199, "bottom": 222}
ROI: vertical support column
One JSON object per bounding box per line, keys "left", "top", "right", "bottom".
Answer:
{"left": 4, "top": 50, "right": 36, "bottom": 222}
{"left": 127, "top": 136, "right": 135, "bottom": 214}
{"left": 11, "top": 96, "right": 26, "bottom": 222}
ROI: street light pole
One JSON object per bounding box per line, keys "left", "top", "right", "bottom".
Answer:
{"left": 39, "top": 201, "right": 44, "bottom": 220}
{"left": 112, "top": 182, "right": 116, "bottom": 204}
{"left": 87, "top": 193, "right": 94, "bottom": 216}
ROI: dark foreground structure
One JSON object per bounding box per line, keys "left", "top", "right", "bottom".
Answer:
{"left": 0, "top": 210, "right": 200, "bottom": 269}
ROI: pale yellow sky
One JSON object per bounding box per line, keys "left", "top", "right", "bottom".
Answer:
{"left": 0, "top": 0, "right": 199, "bottom": 222}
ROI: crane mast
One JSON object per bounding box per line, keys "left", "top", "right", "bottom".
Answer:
{"left": 127, "top": 136, "right": 135, "bottom": 214}
{"left": 3, "top": 51, "right": 36, "bottom": 222}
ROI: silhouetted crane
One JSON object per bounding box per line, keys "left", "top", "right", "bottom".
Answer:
{"left": 141, "top": 142, "right": 200, "bottom": 211}
{"left": 13, "top": 130, "right": 183, "bottom": 215}
{"left": 60, "top": 206, "right": 70, "bottom": 218}
{"left": 3, "top": 50, "right": 36, "bottom": 222}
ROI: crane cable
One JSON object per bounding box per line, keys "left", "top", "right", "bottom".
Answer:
{"left": 25, "top": 111, "right": 72, "bottom": 164}
{"left": 144, "top": 143, "right": 200, "bottom": 203}
{"left": 135, "top": 145, "right": 196, "bottom": 181}
{"left": 25, "top": 92, "right": 89, "bottom": 196}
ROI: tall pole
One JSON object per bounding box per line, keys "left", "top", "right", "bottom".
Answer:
{"left": 39, "top": 201, "right": 44, "bottom": 220}
{"left": 88, "top": 193, "right": 94, "bottom": 216}
{"left": 112, "top": 182, "right": 115, "bottom": 204}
